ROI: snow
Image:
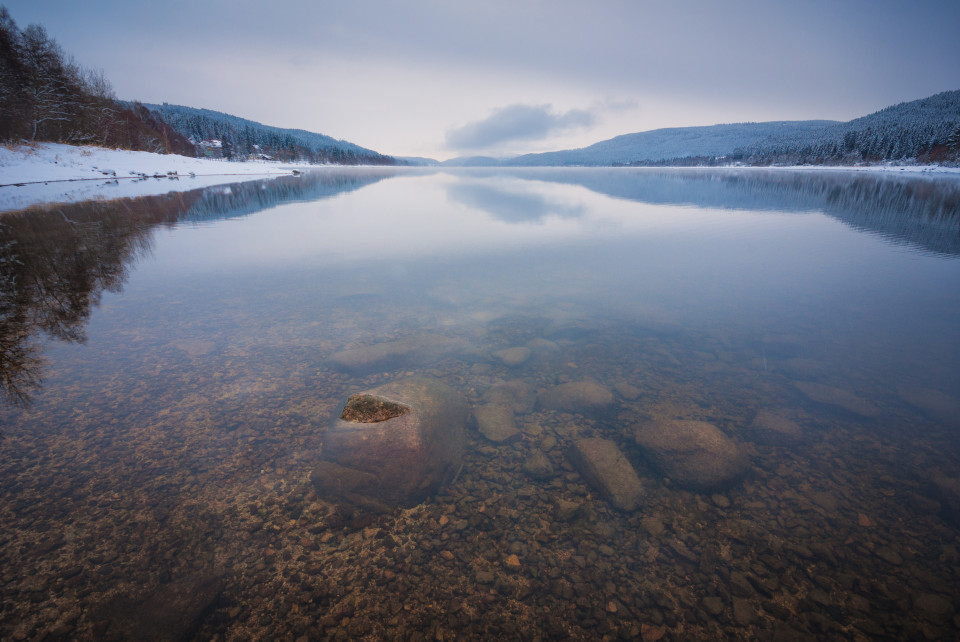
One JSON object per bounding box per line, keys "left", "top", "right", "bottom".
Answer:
{"left": 0, "top": 142, "right": 324, "bottom": 213}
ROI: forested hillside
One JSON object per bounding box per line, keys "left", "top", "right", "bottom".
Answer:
{"left": 733, "top": 90, "right": 960, "bottom": 165}
{"left": 0, "top": 8, "right": 193, "bottom": 154}
{"left": 447, "top": 91, "right": 960, "bottom": 167}
{"left": 145, "top": 103, "right": 397, "bottom": 165}
{"left": 509, "top": 121, "right": 838, "bottom": 166}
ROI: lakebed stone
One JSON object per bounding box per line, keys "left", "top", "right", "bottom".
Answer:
{"left": 898, "top": 385, "right": 960, "bottom": 424}
{"left": 102, "top": 574, "right": 224, "bottom": 642}
{"left": 929, "top": 471, "right": 960, "bottom": 525}
{"left": 474, "top": 402, "right": 521, "bottom": 444}
{"left": 329, "top": 334, "right": 476, "bottom": 374}
{"left": 494, "top": 346, "right": 532, "bottom": 368}
{"left": 313, "top": 377, "right": 467, "bottom": 509}
{"left": 522, "top": 449, "right": 555, "bottom": 480}
{"left": 484, "top": 380, "right": 536, "bottom": 414}
{"left": 794, "top": 381, "right": 880, "bottom": 418}
{"left": 537, "top": 381, "right": 615, "bottom": 414}
{"left": 567, "top": 437, "right": 644, "bottom": 511}
{"left": 747, "top": 410, "right": 803, "bottom": 446}
{"left": 633, "top": 420, "right": 748, "bottom": 491}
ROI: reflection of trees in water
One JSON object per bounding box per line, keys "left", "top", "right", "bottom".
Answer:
{"left": 0, "top": 170, "right": 393, "bottom": 406}
{"left": 517, "top": 169, "right": 960, "bottom": 257}
{"left": 180, "top": 169, "right": 397, "bottom": 224}
{"left": 0, "top": 193, "right": 188, "bottom": 406}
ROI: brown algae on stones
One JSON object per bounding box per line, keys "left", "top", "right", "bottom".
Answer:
{"left": 339, "top": 394, "right": 411, "bottom": 423}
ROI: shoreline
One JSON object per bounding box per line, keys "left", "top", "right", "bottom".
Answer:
{"left": 0, "top": 142, "right": 377, "bottom": 214}
{"left": 3, "top": 142, "right": 959, "bottom": 214}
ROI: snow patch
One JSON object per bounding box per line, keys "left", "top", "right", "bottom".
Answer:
{"left": 0, "top": 142, "right": 330, "bottom": 213}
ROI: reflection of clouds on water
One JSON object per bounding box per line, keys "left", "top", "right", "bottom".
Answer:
{"left": 445, "top": 179, "right": 584, "bottom": 223}
{"left": 512, "top": 169, "right": 960, "bottom": 257}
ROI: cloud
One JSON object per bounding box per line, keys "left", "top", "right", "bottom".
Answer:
{"left": 446, "top": 180, "right": 583, "bottom": 224}
{"left": 445, "top": 104, "right": 595, "bottom": 151}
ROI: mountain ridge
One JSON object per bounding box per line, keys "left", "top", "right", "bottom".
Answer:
{"left": 442, "top": 90, "right": 960, "bottom": 167}
{"left": 143, "top": 102, "right": 397, "bottom": 165}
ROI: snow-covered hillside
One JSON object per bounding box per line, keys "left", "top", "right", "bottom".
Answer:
{"left": 0, "top": 143, "right": 317, "bottom": 213}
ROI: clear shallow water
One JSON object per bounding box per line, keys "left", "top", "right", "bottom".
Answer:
{"left": 1, "top": 168, "right": 959, "bottom": 640}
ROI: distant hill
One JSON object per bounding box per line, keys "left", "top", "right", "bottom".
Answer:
{"left": 440, "top": 155, "right": 505, "bottom": 167}
{"left": 508, "top": 121, "right": 837, "bottom": 166}
{"left": 144, "top": 103, "right": 396, "bottom": 165}
{"left": 396, "top": 156, "right": 441, "bottom": 166}
{"left": 444, "top": 90, "right": 960, "bottom": 167}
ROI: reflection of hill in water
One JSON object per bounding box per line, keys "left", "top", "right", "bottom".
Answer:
{"left": 0, "top": 170, "right": 393, "bottom": 406}
{"left": 180, "top": 169, "right": 396, "bottom": 223}
{"left": 514, "top": 169, "right": 960, "bottom": 257}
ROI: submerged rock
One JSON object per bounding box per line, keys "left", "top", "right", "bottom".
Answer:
{"left": 614, "top": 381, "right": 641, "bottom": 400}
{"left": 898, "top": 385, "right": 960, "bottom": 424}
{"left": 314, "top": 377, "right": 467, "bottom": 509}
{"left": 567, "top": 438, "right": 644, "bottom": 511}
{"left": 537, "top": 381, "right": 615, "bottom": 414}
{"left": 329, "top": 334, "right": 476, "bottom": 375}
{"left": 794, "top": 381, "right": 880, "bottom": 418}
{"left": 526, "top": 337, "right": 561, "bottom": 363}
{"left": 484, "top": 380, "right": 536, "bottom": 414}
{"left": 309, "top": 461, "right": 391, "bottom": 514}
{"left": 913, "top": 593, "right": 954, "bottom": 623}
{"left": 101, "top": 574, "right": 224, "bottom": 642}
{"left": 522, "top": 449, "right": 555, "bottom": 480}
{"left": 633, "top": 420, "right": 748, "bottom": 491}
{"left": 929, "top": 471, "right": 960, "bottom": 525}
{"left": 746, "top": 410, "right": 803, "bottom": 446}
{"left": 474, "top": 402, "right": 521, "bottom": 444}
{"left": 493, "top": 346, "right": 531, "bottom": 368}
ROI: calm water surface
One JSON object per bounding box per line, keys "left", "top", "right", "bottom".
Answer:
{"left": 2, "top": 168, "right": 959, "bottom": 640}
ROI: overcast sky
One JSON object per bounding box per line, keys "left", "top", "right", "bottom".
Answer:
{"left": 5, "top": 0, "right": 959, "bottom": 160}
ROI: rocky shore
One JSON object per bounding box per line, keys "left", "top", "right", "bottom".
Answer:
{"left": 2, "top": 315, "right": 959, "bottom": 641}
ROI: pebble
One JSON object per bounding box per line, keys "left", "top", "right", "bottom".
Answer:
{"left": 732, "top": 597, "right": 756, "bottom": 626}
{"left": 914, "top": 593, "right": 954, "bottom": 622}
{"left": 522, "top": 449, "right": 555, "bottom": 480}
{"left": 874, "top": 547, "right": 903, "bottom": 565}
{"left": 711, "top": 493, "right": 731, "bottom": 508}
{"left": 702, "top": 596, "right": 724, "bottom": 616}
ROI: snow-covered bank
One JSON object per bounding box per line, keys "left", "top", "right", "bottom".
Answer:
{"left": 724, "top": 163, "right": 960, "bottom": 175}
{"left": 0, "top": 142, "right": 328, "bottom": 213}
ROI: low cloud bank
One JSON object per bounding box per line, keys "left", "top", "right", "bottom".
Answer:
{"left": 445, "top": 104, "right": 594, "bottom": 151}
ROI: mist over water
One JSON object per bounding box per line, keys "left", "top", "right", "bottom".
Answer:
{"left": 2, "top": 168, "right": 959, "bottom": 640}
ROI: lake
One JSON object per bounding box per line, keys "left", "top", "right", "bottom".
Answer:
{"left": 2, "top": 167, "right": 959, "bottom": 640}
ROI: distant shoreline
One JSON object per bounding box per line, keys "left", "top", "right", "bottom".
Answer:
{"left": 3, "top": 142, "right": 958, "bottom": 214}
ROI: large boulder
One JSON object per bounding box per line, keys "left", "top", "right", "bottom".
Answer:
{"left": 567, "top": 438, "right": 644, "bottom": 511}
{"left": 537, "top": 381, "right": 615, "bottom": 415}
{"left": 313, "top": 377, "right": 467, "bottom": 509}
{"left": 634, "top": 420, "right": 748, "bottom": 491}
